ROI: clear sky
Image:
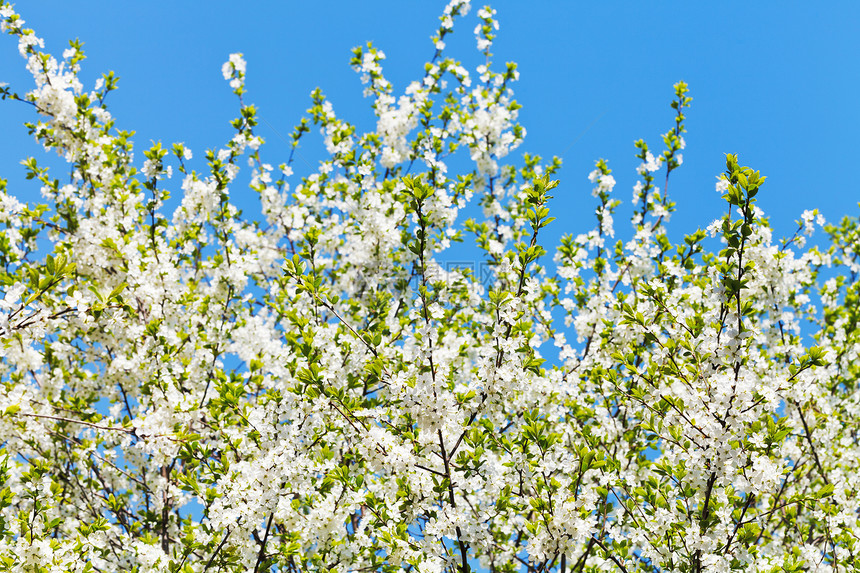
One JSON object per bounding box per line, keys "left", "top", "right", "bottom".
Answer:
{"left": 1, "top": 1, "right": 858, "bottom": 247}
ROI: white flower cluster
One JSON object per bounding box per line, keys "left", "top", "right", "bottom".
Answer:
{"left": 222, "top": 52, "right": 246, "bottom": 92}
{"left": 801, "top": 208, "right": 825, "bottom": 235}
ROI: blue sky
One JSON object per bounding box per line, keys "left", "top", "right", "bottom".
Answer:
{"left": 1, "top": 1, "right": 858, "bottom": 247}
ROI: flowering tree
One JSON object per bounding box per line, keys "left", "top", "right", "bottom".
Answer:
{"left": 1, "top": 1, "right": 859, "bottom": 572}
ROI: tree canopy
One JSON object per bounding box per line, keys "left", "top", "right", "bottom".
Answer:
{"left": 1, "top": 2, "right": 859, "bottom": 572}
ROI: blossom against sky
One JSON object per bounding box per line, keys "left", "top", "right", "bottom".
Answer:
{"left": 1, "top": 1, "right": 858, "bottom": 242}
